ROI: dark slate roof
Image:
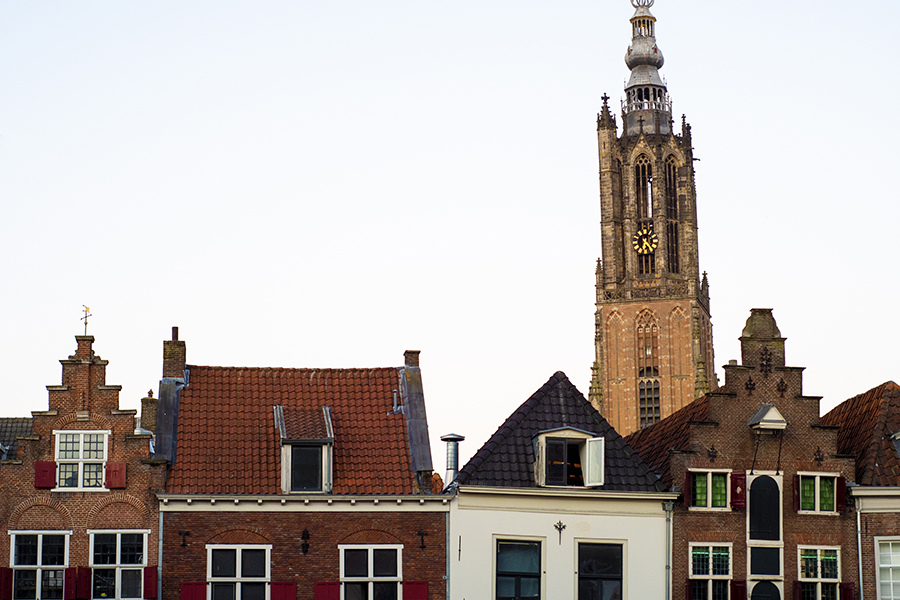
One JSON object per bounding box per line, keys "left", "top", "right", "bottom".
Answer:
{"left": 625, "top": 395, "right": 711, "bottom": 489}
{"left": 820, "top": 381, "right": 900, "bottom": 486}
{"left": 456, "top": 372, "right": 665, "bottom": 492}
{"left": 0, "top": 418, "right": 33, "bottom": 460}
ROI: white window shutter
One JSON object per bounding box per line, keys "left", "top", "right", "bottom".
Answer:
{"left": 584, "top": 437, "right": 605, "bottom": 487}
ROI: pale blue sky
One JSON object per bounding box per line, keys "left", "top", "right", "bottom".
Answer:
{"left": 2, "top": 0, "right": 897, "bottom": 468}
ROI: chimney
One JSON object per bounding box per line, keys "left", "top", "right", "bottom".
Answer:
{"left": 163, "top": 326, "right": 186, "bottom": 378}
{"left": 404, "top": 350, "right": 420, "bottom": 367}
{"left": 440, "top": 433, "right": 465, "bottom": 488}
{"left": 141, "top": 391, "right": 158, "bottom": 434}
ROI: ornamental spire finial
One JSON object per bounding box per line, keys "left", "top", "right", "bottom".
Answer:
{"left": 631, "top": 0, "right": 654, "bottom": 6}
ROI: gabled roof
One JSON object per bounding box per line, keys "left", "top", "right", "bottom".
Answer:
{"left": 456, "top": 372, "right": 665, "bottom": 492}
{"left": 625, "top": 395, "right": 711, "bottom": 488}
{"left": 820, "top": 381, "right": 900, "bottom": 486}
{"left": 0, "top": 418, "right": 33, "bottom": 460}
{"left": 168, "top": 365, "right": 416, "bottom": 495}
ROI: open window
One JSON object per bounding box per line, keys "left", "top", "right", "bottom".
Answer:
{"left": 274, "top": 406, "right": 334, "bottom": 493}
{"left": 534, "top": 428, "right": 604, "bottom": 487}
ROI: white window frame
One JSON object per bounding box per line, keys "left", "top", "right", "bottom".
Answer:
{"left": 875, "top": 537, "right": 900, "bottom": 600}
{"left": 206, "top": 544, "right": 272, "bottom": 600}
{"left": 745, "top": 472, "right": 783, "bottom": 580}
{"left": 689, "top": 542, "right": 732, "bottom": 599}
{"left": 53, "top": 430, "right": 110, "bottom": 492}
{"left": 338, "top": 544, "right": 403, "bottom": 600}
{"left": 797, "top": 472, "right": 840, "bottom": 514}
{"left": 280, "top": 443, "right": 333, "bottom": 494}
{"left": 493, "top": 536, "right": 543, "bottom": 600}
{"left": 797, "top": 545, "right": 840, "bottom": 600}
{"left": 533, "top": 429, "right": 604, "bottom": 487}
{"left": 688, "top": 470, "right": 731, "bottom": 511}
{"left": 88, "top": 529, "right": 149, "bottom": 600}
{"left": 8, "top": 531, "right": 72, "bottom": 600}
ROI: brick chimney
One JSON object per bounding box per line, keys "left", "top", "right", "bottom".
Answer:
{"left": 163, "top": 326, "right": 186, "bottom": 378}
{"left": 141, "top": 391, "right": 158, "bottom": 434}
{"left": 404, "top": 350, "right": 420, "bottom": 367}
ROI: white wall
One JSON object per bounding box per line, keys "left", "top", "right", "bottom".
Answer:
{"left": 448, "top": 487, "right": 673, "bottom": 600}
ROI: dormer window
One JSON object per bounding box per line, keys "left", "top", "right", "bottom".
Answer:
{"left": 534, "top": 428, "right": 604, "bottom": 487}
{"left": 274, "top": 405, "right": 334, "bottom": 494}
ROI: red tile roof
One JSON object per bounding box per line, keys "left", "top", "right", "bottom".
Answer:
{"left": 624, "top": 395, "right": 712, "bottom": 488}
{"left": 168, "top": 365, "right": 415, "bottom": 495}
{"left": 820, "top": 381, "right": 900, "bottom": 486}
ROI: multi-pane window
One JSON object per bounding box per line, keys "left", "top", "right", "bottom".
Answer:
{"left": 691, "top": 472, "right": 728, "bottom": 509}
{"left": 496, "top": 541, "right": 540, "bottom": 600}
{"left": 635, "top": 155, "right": 653, "bottom": 220}
{"left": 578, "top": 543, "right": 622, "bottom": 600}
{"left": 799, "top": 475, "right": 836, "bottom": 512}
{"left": 90, "top": 531, "right": 147, "bottom": 600}
{"left": 340, "top": 544, "right": 402, "bottom": 600}
{"left": 798, "top": 547, "right": 839, "bottom": 600}
{"left": 54, "top": 431, "right": 108, "bottom": 490}
{"left": 10, "top": 532, "right": 68, "bottom": 600}
{"left": 878, "top": 540, "right": 900, "bottom": 600}
{"left": 637, "top": 315, "right": 660, "bottom": 428}
{"left": 690, "top": 545, "right": 731, "bottom": 600}
{"left": 207, "top": 545, "right": 270, "bottom": 600}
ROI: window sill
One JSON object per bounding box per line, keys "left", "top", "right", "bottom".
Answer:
{"left": 797, "top": 510, "right": 839, "bottom": 516}
{"left": 688, "top": 506, "right": 731, "bottom": 512}
{"left": 52, "top": 487, "right": 109, "bottom": 493}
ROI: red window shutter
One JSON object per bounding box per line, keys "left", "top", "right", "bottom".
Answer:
{"left": 313, "top": 582, "right": 340, "bottom": 600}
{"left": 684, "top": 471, "right": 692, "bottom": 507}
{"left": 685, "top": 579, "right": 693, "bottom": 600}
{"left": 403, "top": 581, "right": 428, "bottom": 600}
{"left": 270, "top": 582, "right": 297, "bottom": 600}
{"left": 840, "top": 582, "right": 855, "bottom": 600}
{"left": 731, "top": 579, "right": 746, "bottom": 599}
{"left": 731, "top": 471, "right": 746, "bottom": 509}
{"left": 180, "top": 582, "right": 206, "bottom": 600}
{"left": 793, "top": 474, "right": 801, "bottom": 512}
{"left": 64, "top": 568, "right": 77, "bottom": 600}
{"left": 35, "top": 461, "right": 56, "bottom": 488}
{"left": 0, "top": 567, "right": 12, "bottom": 600}
{"left": 105, "top": 462, "right": 126, "bottom": 489}
{"left": 143, "top": 566, "right": 157, "bottom": 599}
{"left": 837, "top": 477, "right": 847, "bottom": 512}
{"left": 793, "top": 580, "right": 801, "bottom": 600}
{"left": 76, "top": 567, "right": 91, "bottom": 600}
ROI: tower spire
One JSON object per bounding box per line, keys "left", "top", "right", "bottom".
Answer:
{"left": 622, "top": 0, "right": 672, "bottom": 135}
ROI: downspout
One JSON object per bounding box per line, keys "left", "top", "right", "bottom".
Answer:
{"left": 664, "top": 501, "right": 674, "bottom": 600}
{"left": 445, "top": 510, "right": 450, "bottom": 600}
{"left": 858, "top": 509, "right": 864, "bottom": 600}
{"left": 157, "top": 509, "right": 164, "bottom": 600}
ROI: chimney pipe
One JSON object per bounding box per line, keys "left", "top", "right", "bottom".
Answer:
{"left": 440, "top": 433, "right": 465, "bottom": 489}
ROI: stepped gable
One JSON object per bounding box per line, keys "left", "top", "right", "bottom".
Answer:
{"left": 0, "top": 418, "right": 33, "bottom": 460}
{"left": 168, "top": 364, "right": 415, "bottom": 495}
{"left": 456, "top": 371, "right": 665, "bottom": 492}
{"left": 820, "top": 381, "right": 900, "bottom": 486}
{"left": 625, "top": 395, "right": 710, "bottom": 489}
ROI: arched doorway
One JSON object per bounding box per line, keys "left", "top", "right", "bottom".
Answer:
{"left": 750, "top": 580, "right": 781, "bottom": 599}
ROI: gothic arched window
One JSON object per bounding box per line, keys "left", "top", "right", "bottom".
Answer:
{"left": 664, "top": 155, "right": 680, "bottom": 274}
{"left": 635, "top": 155, "right": 652, "bottom": 220}
{"left": 636, "top": 313, "right": 660, "bottom": 428}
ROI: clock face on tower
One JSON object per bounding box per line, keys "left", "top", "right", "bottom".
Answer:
{"left": 632, "top": 226, "right": 659, "bottom": 255}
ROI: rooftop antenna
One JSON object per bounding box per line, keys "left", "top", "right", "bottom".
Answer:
{"left": 81, "top": 305, "right": 92, "bottom": 335}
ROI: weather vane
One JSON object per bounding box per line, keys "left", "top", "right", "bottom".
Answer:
{"left": 81, "top": 305, "right": 92, "bottom": 335}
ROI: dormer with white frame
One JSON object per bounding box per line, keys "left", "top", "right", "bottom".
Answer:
{"left": 533, "top": 427, "right": 604, "bottom": 487}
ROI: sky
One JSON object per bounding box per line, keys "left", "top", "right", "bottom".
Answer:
{"left": 2, "top": 0, "right": 898, "bottom": 472}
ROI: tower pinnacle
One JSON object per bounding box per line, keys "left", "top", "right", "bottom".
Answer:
{"left": 623, "top": 0, "right": 672, "bottom": 135}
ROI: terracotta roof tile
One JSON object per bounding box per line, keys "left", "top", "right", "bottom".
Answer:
{"left": 820, "top": 381, "right": 900, "bottom": 486}
{"left": 168, "top": 365, "right": 414, "bottom": 495}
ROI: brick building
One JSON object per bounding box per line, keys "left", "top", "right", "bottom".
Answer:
{"left": 0, "top": 335, "right": 166, "bottom": 600}
{"left": 151, "top": 330, "right": 445, "bottom": 600}
{"left": 589, "top": 0, "right": 716, "bottom": 436}
{"left": 627, "top": 309, "right": 858, "bottom": 600}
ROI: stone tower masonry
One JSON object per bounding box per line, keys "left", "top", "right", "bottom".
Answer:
{"left": 588, "top": 0, "right": 716, "bottom": 436}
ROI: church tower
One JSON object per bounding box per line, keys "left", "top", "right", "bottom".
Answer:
{"left": 588, "top": 0, "right": 715, "bottom": 436}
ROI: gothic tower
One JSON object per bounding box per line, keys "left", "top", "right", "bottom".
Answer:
{"left": 588, "top": 0, "right": 715, "bottom": 436}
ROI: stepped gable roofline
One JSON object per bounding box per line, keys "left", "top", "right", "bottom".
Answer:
{"left": 820, "top": 381, "right": 900, "bottom": 486}
{"left": 625, "top": 395, "right": 711, "bottom": 489}
{"left": 168, "top": 362, "right": 422, "bottom": 496}
{"left": 456, "top": 371, "right": 665, "bottom": 492}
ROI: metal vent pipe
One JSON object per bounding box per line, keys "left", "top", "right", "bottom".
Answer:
{"left": 440, "top": 433, "right": 465, "bottom": 489}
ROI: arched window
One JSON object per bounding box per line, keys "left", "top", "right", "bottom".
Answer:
{"left": 664, "top": 155, "right": 680, "bottom": 274}
{"left": 635, "top": 155, "right": 652, "bottom": 220}
{"left": 636, "top": 313, "right": 660, "bottom": 428}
